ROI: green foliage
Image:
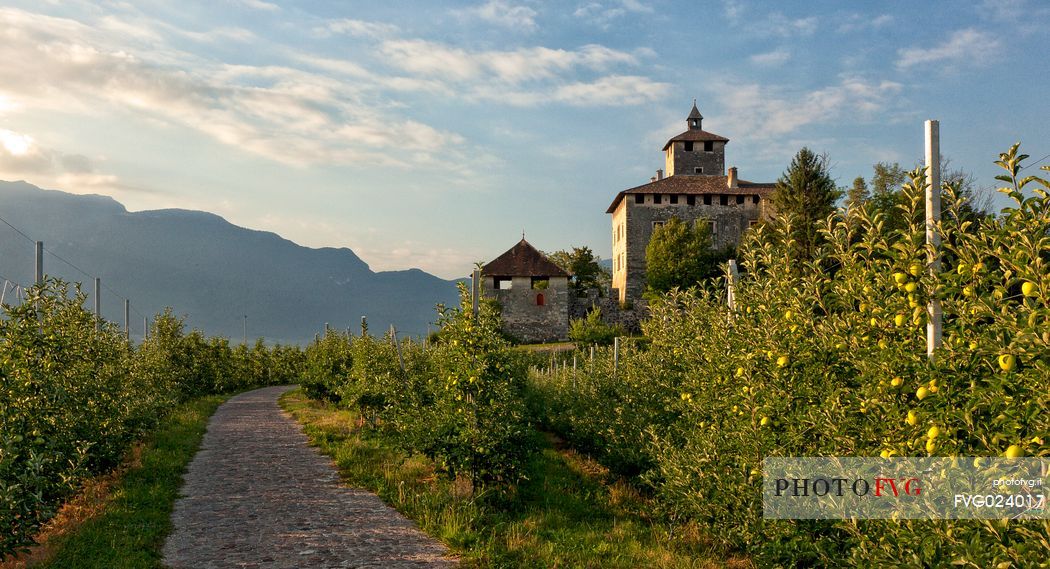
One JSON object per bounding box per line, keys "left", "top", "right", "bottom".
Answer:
{"left": 283, "top": 390, "right": 731, "bottom": 568}
{"left": 531, "top": 145, "right": 1049, "bottom": 566}
{"left": 845, "top": 176, "right": 869, "bottom": 210}
{"left": 547, "top": 246, "right": 611, "bottom": 294}
{"left": 568, "top": 307, "right": 624, "bottom": 346}
{"left": 37, "top": 395, "right": 228, "bottom": 569}
{"left": 644, "top": 217, "right": 722, "bottom": 294}
{"left": 771, "top": 147, "right": 842, "bottom": 261}
{"left": 299, "top": 284, "right": 535, "bottom": 491}
{"left": 0, "top": 284, "right": 302, "bottom": 559}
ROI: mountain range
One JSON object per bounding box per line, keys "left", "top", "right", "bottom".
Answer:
{"left": 0, "top": 180, "right": 460, "bottom": 344}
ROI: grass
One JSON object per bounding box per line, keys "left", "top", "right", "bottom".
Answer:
{"left": 2, "top": 395, "right": 229, "bottom": 569}
{"left": 281, "top": 389, "right": 749, "bottom": 568}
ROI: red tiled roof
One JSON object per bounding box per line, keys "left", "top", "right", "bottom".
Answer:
{"left": 482, "top": 239, "right": 570, "bottom": 278}
{"left": 662, "top": 129, "right": 729, "bottom": 150}
{"left": 606, "top": 175, "right": 775, "bottom": 213}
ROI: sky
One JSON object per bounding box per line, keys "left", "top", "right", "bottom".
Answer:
{"left": 0, "top": 0, "right": 1047, "bottom": 280}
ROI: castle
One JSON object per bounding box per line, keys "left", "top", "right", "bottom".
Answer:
{"left": 607, "top": 101, "right": 775, "bottom": 303}
{"left": 483, "top": 102, "right": 776, "bottom": 341}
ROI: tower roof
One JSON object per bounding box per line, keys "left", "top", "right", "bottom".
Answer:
{"left": 605, "top": 174, "right": 774, "bottom": 213}
{"left": 662, "top": 129, "right": 729, "bottom": 150}
{"left": 688, "top": 99, "right": 703, "bottom": 120}
{"left": 482, "top": 239, "right": 570, "bottom": 278}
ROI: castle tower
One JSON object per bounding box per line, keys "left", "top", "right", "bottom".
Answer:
{"left": 608, "top": 101, "right": 775, "bottom": 303}
{"left": 663, "top": 100, "right": 728, "bottom": 177}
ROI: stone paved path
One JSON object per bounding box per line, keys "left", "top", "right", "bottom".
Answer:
{"left": 162, "top": 385, "right": 456, "bottom": 569}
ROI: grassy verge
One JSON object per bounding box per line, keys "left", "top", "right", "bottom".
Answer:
{"left": 281, "top": 389, "right": 748, "bottom": 568}
{"left": 5, "top": 395, "right": 229, "bottom": 569}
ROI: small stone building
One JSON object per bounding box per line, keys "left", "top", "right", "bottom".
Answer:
{"left": 607, "top": 101, "right": 776, "bottom": 302}
{"left": 481, "top": 239, "right": 570, "bottom": 343}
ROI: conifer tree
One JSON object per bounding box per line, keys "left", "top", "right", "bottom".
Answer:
{"left": 771, "top": 148, "right": 841, "bottom": 261}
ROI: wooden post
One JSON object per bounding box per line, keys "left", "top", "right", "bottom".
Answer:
{"left": 0, "top": 280, "right": 8, "bottom": 305}
{"left": 35, "top": 241, "right": 43, "bottom": 285}
{"left": 124, "top": 299, "right": 130, "bottom": 340}
{"left": 243, "top": 315, "right": 248, "bottom": 345}
{"left": 94, "top": 277, "right": 101, "bottom": 332}
{"left": 390, "top": 324, "right": 406, "bottom": 372}
{"left": 925, "top": 120, "right": 943, "bottom": 360}
{"left": 361, "top": 315, "right": 368, "bottom": 336}
{"left": 727, "top": 259, "right": 739, "bottom": 311}
{"left": 613, "top": 336, "right": 620, "bottom": 376}
{"left": 471, "top": 268, "right": 481, "bottom": 320}
{"left": 143, "top": 316, "right": 149, "bottom": 340}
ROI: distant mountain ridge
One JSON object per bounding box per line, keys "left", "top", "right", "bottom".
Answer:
{"left": 0, "top": 180, "right": 459, "bottom": 343}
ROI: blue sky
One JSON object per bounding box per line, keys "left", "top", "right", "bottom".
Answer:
{"left": 0, "top": 0, "right": 1046, "bottom": 279}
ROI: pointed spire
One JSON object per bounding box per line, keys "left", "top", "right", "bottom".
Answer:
{"left": 687, "top": 99, "right": 703, "bottom": 130}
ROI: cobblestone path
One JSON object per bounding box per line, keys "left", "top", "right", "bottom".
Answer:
{"left": 163, "top": 385, "right": 455, "bottom": 569}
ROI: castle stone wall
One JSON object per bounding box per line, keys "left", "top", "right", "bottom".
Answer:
{"left": 486, "top": 276, "right": 569, "bottom": 343}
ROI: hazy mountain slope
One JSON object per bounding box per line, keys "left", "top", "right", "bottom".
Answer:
{"left": 0, "top": 180, "right": 458, "bottom": 343}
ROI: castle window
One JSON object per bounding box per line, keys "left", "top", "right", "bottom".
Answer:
{"left": 694, "top": 167, "right": 703, "bottom": 174}
{"left": 531, "top": 277, "right": 549, "bottom": 290}
{"left": 654, "top": 194, "right": 662, "bottom": 204}
{"left": 684, "top": 141, "right": 694, "bottom": 152}
{"left": 753, "top": 195, "right": 759, "bottom": 204}
{"left": 706, "top": 220, "right": 717, "bottom": 235}
{"left": 720, "top": 195, "right": 728, "bottom": 206}
{"left": 687, "top": 195, "right": 695, "bottom": 206}
{"left": 703, "top": 195, "right": 711, "bottom": 205}
{"left": 495, "top": 277, "right": 512, "bottom": 290}
{"left": 652, "top": 221, "right": 665, "bottom": 230}
{"left": 669, "top": 194, "right": 678, "bottom": 204}
{"left": 704, "top": 141, "right": 713, "bottom": 152}
{"left": 536, "top": 293, "right": 545, "bottom": 306}
{"left": 635, "top": 194, "right": 644, "bottom": 204}
{"left": 736, "top": 195, "right": 745, "bottom": 205}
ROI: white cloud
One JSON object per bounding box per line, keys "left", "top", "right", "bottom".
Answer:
{"left": 232, "top": 0, "right": 280, "bottom": 12}
{"left": 315, "top": 18, "right": 399, "bottom": 39}
{"left": 711, "top": 76, "right": 904, "bottom": 139}
{"left": 376, "top": 39, "right": 665, "bottom": 106}
{"left": 0, "top": 8, "right": 464, "bottom": 168}
{"left": 380, "top": 40, "right": 639, "bottom": 83}
{"left": 749, "top": 48, "right": 791, "bottom": 66}
{"left": 456, "top": 1, "right": 539, "bottom": 32}
{"left": 0, "top": 127, "right": 164, "bottom": 201}
{"left": 837, "top": 13, "right": 893, "bottom": 34}
{"left": 573, "top": 0, "right": 651, "bottom": 28}
{"left": 896, "top": 28, "right": 1000, "bottom": 69}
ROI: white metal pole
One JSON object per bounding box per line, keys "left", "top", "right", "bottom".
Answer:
{"left": 925, "top": 119, "right": 942, "bottom": 360}
{"left": 35, "top": 241, "right": 44, "bottom": 285}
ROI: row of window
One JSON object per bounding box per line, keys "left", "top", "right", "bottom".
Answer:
{"left": 634, "top": 193, "right": 760, "bottom": 206}
{"left": 683, "top": 141, "right": 715, "bottom": 152}
{"left": 651, "top": 219, "right": 760, "bottom": 233}
{"left": 494, "top": 277, "right": 550, "bottom": 290}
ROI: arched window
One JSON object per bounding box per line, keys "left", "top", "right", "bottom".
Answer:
{"left": 536, "top": 293, "right": 545, "bottom": 306}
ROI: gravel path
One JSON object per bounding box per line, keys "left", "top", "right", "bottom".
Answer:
{"left": 162, "top": 385, "right": 455, "bottom": 569}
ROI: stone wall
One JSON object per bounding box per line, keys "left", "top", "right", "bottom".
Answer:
{"left": 620, "top": 193, "right": 763, "bottom": 301}
{"left": 486, "top": 276, "right": 569, "bottom": 343}
{"left": 568, "top": 290, "right": 649, "bottom": 335}
{"left": 666, "top": 141, "right": 725, "bottom": 177}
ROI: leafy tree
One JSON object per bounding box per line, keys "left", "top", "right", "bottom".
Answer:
{"left": 771, "top": 148, "right": 842, "bottom": 261}
{"left": 845, "top": 176, "right": 869, "bottom": 210}
{"left": 645, "top": 217, "right": 719, "bottom": 294}
{"left": 547, "top": 246, "right": 611, "bottom": 294}
{"left": 568, "top": 307, "right": 624, "bottom": 346}
{"left": 868, "top": 158, "right": 989, "bottom": 234}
